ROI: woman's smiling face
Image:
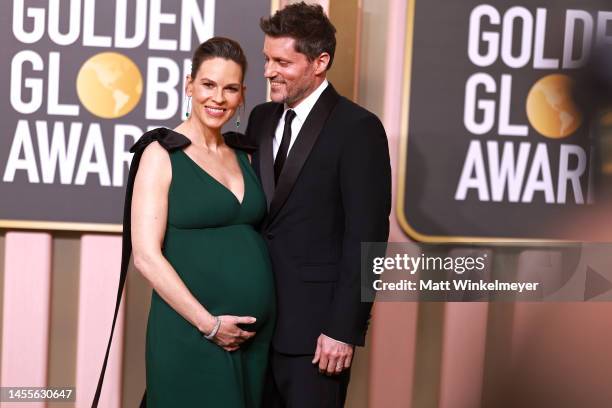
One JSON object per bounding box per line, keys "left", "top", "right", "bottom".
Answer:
{"left": 187, "top": 57, "right": 244, "bottom": 130}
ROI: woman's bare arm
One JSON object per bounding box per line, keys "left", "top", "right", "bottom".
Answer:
{"left": 131, "top": 142, "right": 215, "bottom": 332}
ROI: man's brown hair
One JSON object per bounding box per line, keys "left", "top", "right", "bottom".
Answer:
{"left": 260, "top": 2, "right": 337, "bottom": 70}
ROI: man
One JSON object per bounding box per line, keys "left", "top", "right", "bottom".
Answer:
{"left": 245, "top": 3, "right": 391, "bottom": 407}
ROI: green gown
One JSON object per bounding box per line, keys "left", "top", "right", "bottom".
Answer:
{"left": 145, "top": 142, "right": 276, "bottom": 407}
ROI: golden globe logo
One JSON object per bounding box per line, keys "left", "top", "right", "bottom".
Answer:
{"left": 3, "top": 1, "right": 213, "bottom": 188}
{"left": 526, "top": 74, "right": 582, "bottom": 139}
{"left": 76, "top": 52, "right": 143, "bottom": 119}
{"left": 453, "top": 5, "right": 608, "bottom": 206}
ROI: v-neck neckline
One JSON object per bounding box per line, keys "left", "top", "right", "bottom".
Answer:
{"left": 179, "top": 148, "right": 246, "bottom": 206}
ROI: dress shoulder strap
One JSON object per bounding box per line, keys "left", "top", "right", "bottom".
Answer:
{"left": 223, "top": 131, "right": 257, "bottom": 154}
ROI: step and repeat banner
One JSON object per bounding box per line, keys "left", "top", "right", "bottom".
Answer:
{"left": 1, "top": 0, "right": 269, "bottom": 231}
{"left": 400, "top": 0, "right": 612, "bottom": 241}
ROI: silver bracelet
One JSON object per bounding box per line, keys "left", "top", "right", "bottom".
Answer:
{"left": 203, "top": 316, "right": 221, "bottom": 340}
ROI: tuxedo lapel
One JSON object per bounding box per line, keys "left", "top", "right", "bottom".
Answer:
{"left": 259, "top": 104, "right": 284, "bottom": 208}
{"left": 267, "top": 85, "right": 340, "bottom": 223}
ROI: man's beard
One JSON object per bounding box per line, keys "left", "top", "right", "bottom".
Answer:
{"left": 282, "top": 83, "right": 312, "bottom": 107}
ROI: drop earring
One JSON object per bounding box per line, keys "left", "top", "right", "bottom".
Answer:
{"left": 236, "top": 105, "right": 243, "bottom": 128}
{"left": 185, "top": 96, "right": 191, "bottom": 118}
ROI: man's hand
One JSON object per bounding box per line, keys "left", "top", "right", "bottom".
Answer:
{"left": 312, "top": 334, "right": 354, "bottom": 375}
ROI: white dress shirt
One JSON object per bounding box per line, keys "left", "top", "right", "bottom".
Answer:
{"left": 272, "top": 79, "right": 329, "bottom": 160}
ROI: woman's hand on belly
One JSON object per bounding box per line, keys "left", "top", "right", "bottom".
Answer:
{"left": 210, "top": 315, "right": 257, "bottom": 352}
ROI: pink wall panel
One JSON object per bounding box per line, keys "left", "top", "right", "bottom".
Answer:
{"left": 1, "top": 232, "right": 52, "bottom": 408}
{"left": 369, "top": 1, "right": 417, "bottom": 408}
{"left": 75, "top": 235, "right": 124, "bottom": 408}
{"left": 369, "top": 302, "right": 417, "bottom": 408}
{"left": 507, "top": 303, "right": 612, "bottom": 407}
{"left": 438, "top": 303, "right": 489, "bottom": 408}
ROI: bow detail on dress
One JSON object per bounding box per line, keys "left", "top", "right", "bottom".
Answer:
{"left": 129, "top": 128, "right": 256, "bottom": 154}
{"left": 130, "top": 128, "right": 192, "bottom": 153}
{"left": 223, "top": 131, "right": 257, "bottom": 154}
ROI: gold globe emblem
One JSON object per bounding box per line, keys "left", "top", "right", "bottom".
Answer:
{"left": 526, "top": 74, "right": 582, "bottom": 139}
{"left": 76, "top": 52, "right": 143, "bottom": 119}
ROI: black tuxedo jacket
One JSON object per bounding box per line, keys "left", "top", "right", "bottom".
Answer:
{"left": 245, "top": 84, "right": 391, "bottom": 355}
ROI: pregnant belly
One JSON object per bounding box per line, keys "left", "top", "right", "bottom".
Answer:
{"left": 162, "top": 225, "right": 275, "bottom": 328}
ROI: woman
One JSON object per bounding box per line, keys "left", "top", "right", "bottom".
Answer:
{"left": 130, "top": 38, "right": 274, "bottom": 407}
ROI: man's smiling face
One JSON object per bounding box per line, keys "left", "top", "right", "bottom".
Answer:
{"left": 263, "top": 35, "right": 319, "bottom": 108}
